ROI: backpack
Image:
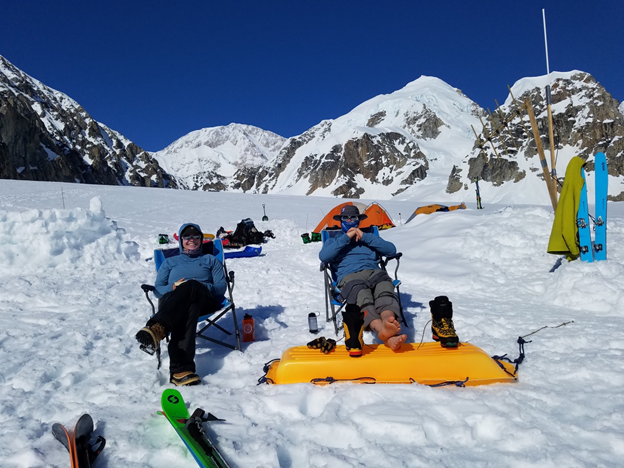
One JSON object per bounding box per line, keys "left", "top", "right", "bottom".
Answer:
{"left": 229, "top": 218, "right": 274, "bottom": 246}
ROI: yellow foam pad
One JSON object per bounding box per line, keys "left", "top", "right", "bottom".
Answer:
{"left": 265, "top": 342, "right": 517, "bottom": 386}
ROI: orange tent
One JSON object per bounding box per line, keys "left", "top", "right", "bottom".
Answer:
{"left": 313, "top": 202, "right": 395, "bottom": 233}
{"left": 405, "top": 202, "right": 466, "bottom": 224}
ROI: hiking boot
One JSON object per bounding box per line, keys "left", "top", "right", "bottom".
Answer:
{"left": 342, "top": 304, "right": 365, "bottom": 357}
{"left": 135, "top": 322, "right": 167, "bottom": 355}
{"left": 430, "top": 296, "right": 459, "bottom": 347}
{"left": 170, "top": 372, "right": 201, "bottom": 386}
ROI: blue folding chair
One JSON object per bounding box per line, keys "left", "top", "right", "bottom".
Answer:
{"left": 141, "top": 239, "right": 241, "bottom": 352}
{"left": 320, "top": 227, "right": 406, "bottom": 335}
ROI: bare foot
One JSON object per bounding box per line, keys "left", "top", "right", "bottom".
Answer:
{"left": 386, "top": 333, "right": 407, "bottom": 351}
{"left": 377, "top": 316, "right": 407, "bottom": 351}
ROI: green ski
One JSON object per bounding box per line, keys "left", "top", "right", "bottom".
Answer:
{"left": 160, "top": 389, "right": 231, "bottom": 468}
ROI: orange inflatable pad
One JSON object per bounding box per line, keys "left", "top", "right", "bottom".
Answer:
{"left": 264, "top": 342, "right": 517, "bottom": 387}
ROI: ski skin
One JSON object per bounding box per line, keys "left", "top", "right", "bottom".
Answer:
{"left": 594, "top": 152, "right": 608, "bottom": 261}
{"left": 578, "top": 168, "right": 594, "bottom": 262}
{"left": 160, "top": 388, "right": 230, "bottom": 468}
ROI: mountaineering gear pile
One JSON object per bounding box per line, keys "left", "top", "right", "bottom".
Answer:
{"left": 307, "top": 337, "right": 337, "bottom": 354}
{"left": 171, "top": 371, "right": 201, "bottom": 386}
{"left": 342, "top": 304, "right": 365, "bottom": 357}
{"left": 160, "top": 389, "right": 231, "bottom": 468}
{"left": 217, "top": 218, "right": 275, "bottom": 248}
{"left": 430, "top": 296, "right": 459, "bottom": 347}
{"left": 52, "top": 414, "right": 106, "bottom": 468}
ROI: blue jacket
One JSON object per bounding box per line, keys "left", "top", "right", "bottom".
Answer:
{"left": 154, "top": 223, "right": 227, "bottom": 299}
{"left": 319, "top": 231, "right": 396, "bottom": 284}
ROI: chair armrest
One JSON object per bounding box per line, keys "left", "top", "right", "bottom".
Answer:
{"left": 385, "top": 252, "right": 403, "bottom": 261}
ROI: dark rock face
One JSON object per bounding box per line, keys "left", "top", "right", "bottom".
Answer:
{"left": 234, "top": 121, "right": 428, "bottom": 199}
{"left": 449, "top": 72, "right": 624, "bottom": 200}
{"left": 0, "top": 56, "right": 175, "bottom": 188}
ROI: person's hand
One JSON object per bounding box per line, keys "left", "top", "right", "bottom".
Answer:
{"left": 173, "top": 278, "right": 186, "bottom": 289}
{"left": 346, "top": 227, "right": 363, "bottom": 242}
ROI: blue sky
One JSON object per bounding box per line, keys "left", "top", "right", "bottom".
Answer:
{"left": 1, "top": 0, "right": 622, "bottom": 152}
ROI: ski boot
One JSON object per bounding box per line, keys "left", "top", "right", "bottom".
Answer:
{"left": 342, "top": 304, "right": 365, "bottom": 357}
{"left": 430, "top": 296, "right": 459, "bottom": 347}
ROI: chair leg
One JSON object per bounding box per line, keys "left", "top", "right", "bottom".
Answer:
{"left": 195, "top": 305, "right": 242, "bottom": 352}
{"left": 395, "top": 287, "right": 408, "bottom": 328}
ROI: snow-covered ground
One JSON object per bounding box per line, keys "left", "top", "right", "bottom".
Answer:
{"left": 1, "top": 179, "right": 623, "bottom": 467}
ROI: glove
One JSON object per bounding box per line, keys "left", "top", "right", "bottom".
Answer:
{"left": 307, "top": 337, "right": 326, "bottom": 349}
{"left": 306, "top": 337, "right": 336, "bottom": 354}
{"left": 320, "top": 338, "right": 336, "bottom": 354}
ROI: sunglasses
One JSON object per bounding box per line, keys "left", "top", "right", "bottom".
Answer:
{"left": 182, "top": 234, "right": 202, "bottom": 241}
{"left": 341, "top": 215, "right": 359, "bottom": 221}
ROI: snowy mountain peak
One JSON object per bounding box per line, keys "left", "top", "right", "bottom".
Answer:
{"left": 152, "top": 123, "right": 286, "bottom": 191}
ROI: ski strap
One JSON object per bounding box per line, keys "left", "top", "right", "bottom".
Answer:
{"left": 310, "top": 376, "right": 376, "bottom": 384}
{"left": 257, "top": 359, "right": 280, "bottom": 385}
{"left": 422, "top": 377, "right": 470, "bottom": 388}
{"left": 492, "top": 336, "right": 527, "bottom": 379}
{"left": 86, "top": 436, "right": 106, "bottom": 463}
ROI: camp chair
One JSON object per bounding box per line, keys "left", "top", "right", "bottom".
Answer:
{"left": 320, "top": 227, "right": 406, "bottom": 335}
{"left": 140, "top": 239, "right": 241, "bottom": 354}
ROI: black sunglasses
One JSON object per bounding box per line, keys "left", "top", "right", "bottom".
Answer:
{"left": 182, "top": 234, "right": 202, "bottom": 241}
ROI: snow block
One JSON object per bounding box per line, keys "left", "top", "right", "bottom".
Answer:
{"left": 265, "top": 342, "right": 517, "bottom": 387}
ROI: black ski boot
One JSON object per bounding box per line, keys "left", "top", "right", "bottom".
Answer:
{"left": 342, "top": 304, "right": 365, "bottom": 357}
{"left": 430, "top": 296, "right": 459, "bottom": 347}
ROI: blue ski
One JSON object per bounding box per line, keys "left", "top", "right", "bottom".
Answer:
{"left": 578, "top": 169, "right": 593, "bottom": 262}
{"left": 593, "top": 152, "right": 608, "bottom": 261}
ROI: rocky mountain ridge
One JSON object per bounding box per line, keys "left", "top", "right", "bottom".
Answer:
{"left": 2, "top": 54, "right": 623, "bottom": 203}
{"left": 0, "top": 55, "right": 173, "bottom": 188}
{"left": 450, "top": 71, "right": 624, "bottom": 202}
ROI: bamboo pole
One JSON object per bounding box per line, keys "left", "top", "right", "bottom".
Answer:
{"left": 487, "top": 108, "right": 510, "bottom": 155}
{"left": 525, "top": 99, "right": 558, "bottom": 211}
{"left": 471, "top": 125, "right": 491, "bottom": 166}
{"left": 546, "top": 86, "right": 557, "bottom": 181}
{"left": 478, "top": 116, "right": 500, "bottom": 159}
{"left": 543, "top": 9, "right": 557, "bottom": 183}
{"left": 495, "top": 99, "right": 520, "bottom": 150}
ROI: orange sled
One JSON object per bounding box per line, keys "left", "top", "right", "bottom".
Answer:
{"left": 263, "top": 342, "right": 517, "bottom": 387}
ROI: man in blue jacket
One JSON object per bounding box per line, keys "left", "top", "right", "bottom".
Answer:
{"left": 136, "top": 223, "right": 227, "bottom": 386}
{"left": 319, "top": 205, "right": 407, "bottom": 356}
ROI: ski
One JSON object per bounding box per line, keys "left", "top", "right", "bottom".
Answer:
{"left": 474, "top": 177, "right": 483, "bottom": 209}
{"left": 53, "top": 415, "right": 106, "bottom": 468}
{"left": 52, "top": 423, "right": 78, "bottom": 467}
{"left": 160, "top": 389, "right": 231, "bottom": 468}
{"left": 578, "top": 168, "right": 593, "bottom": 262}
{"left": 593, "top": 152, "right": 608, "bottom": 261}
{"left": 74, "top": 414, "right": 106, "bottom": 468}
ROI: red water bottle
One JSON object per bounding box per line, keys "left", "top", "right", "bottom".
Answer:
{"left": 242, "top": 314, "right": 255, "bottom": 342}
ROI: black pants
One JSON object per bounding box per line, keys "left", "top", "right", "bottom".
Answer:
{"left": 148, "top": 280, "right": 217, "bottom": 374}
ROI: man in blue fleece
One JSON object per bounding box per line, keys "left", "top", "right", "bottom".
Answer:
{"left": 319, "top": 206, "right": 406, "bottom": 355}
{"left": 136, "top": 223, "right": 227, "bottom": 386}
